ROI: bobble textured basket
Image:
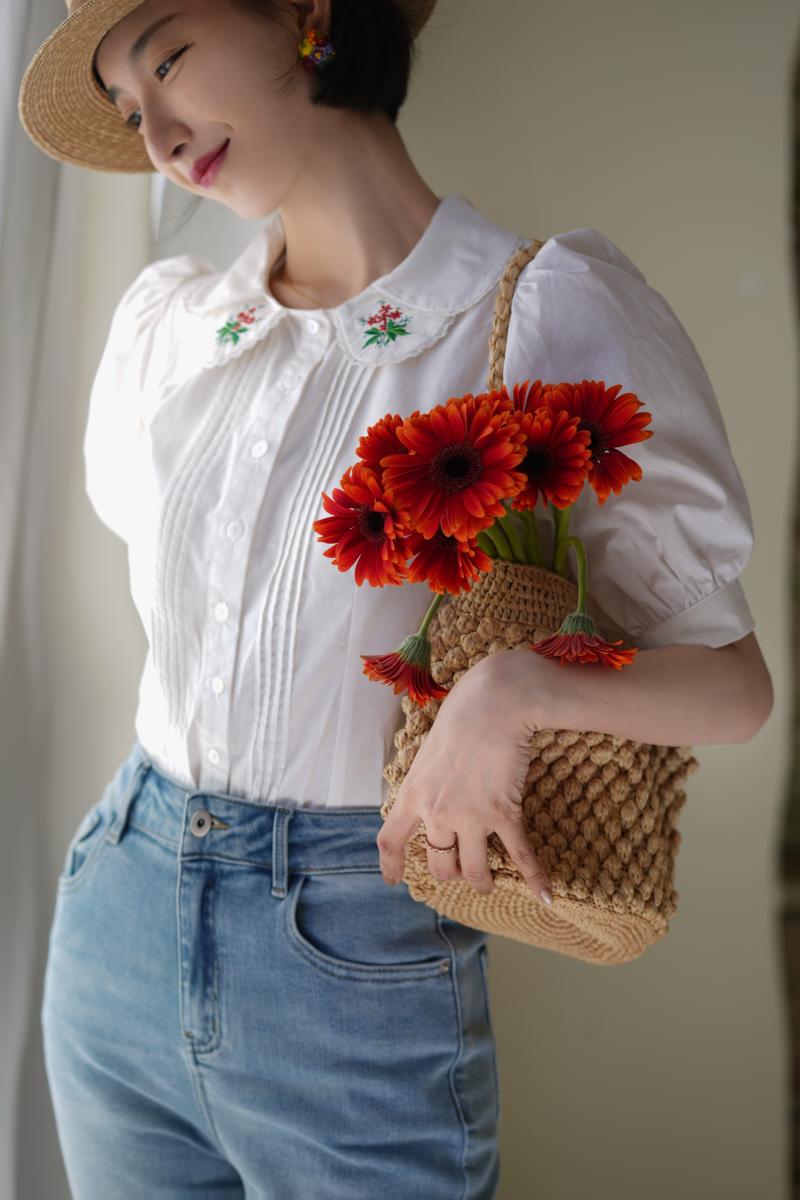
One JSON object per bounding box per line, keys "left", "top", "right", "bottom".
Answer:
{"left": 379, "top": 236, "right": 700, "bottom": 966}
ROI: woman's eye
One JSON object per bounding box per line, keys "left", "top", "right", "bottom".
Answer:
{"left": 124, "top": 44, "right": 189, "bottom": 131}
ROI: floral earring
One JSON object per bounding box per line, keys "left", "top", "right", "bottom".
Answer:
{"left": 298, "top": 27, "right": 336, "bottom": 70}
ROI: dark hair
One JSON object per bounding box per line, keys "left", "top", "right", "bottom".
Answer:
{"left": 235, "top": 0, "right": 416, "bottom": 126}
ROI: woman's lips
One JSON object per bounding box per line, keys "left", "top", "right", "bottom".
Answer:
{"left": 192, "top": 139, "right": 230, "bottom": 187}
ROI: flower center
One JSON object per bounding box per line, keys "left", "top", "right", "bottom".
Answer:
{"left": 579, "top": 419, "right": 606, "bottom": 458}
{"left": 431, "top": 443, "right": 482, "bottom": 492}
{"left": 523, "top": 446, "right": 554, "bottom": 478}
{"left": 361, "top": 508, "right": 387, "bottom": 542}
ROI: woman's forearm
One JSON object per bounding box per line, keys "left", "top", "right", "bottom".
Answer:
{"left": 496, "top": 637, "right": 773, "bottom": 747}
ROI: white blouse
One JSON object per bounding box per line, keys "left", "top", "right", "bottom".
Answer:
{"left": 83, "top": 192, "right": 756, "bottom": 808}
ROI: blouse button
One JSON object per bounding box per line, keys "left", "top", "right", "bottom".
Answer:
{"left": 306, "top": 318, "right": 320, "bottom": 333}
{"left": 214, "top": 601, "right": 230, "bottom": 622}
{"left": 207, "top": 748, "right": 221, "bottom": 765}
{"left": 226, "top": 518, "right": 244, "bottom": 541}
{"left": 211, "top": 676, "right": 225, "bottom": 695}
{"left": 281, "top": 372, "right": 298, "bottom": 389}
{"left": 250, "top": 440, "right": 269, "bottom": 458}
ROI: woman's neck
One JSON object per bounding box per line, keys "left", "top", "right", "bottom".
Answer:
{"left": 265, "top": 112, "right": 441, "bottom": 311}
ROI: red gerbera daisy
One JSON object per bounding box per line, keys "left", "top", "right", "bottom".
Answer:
{"left": 508, "top": 378, "right": 547, "bottom": 415}
{"left": 503, "top": 380, "right": 592, "bottom": 511}
{"left": 361, "top": 635, "right": 449, "bottom": 705}
{"left": 528, "top": 611, "right": 638, "bottom": 668}
{"left": 380, "top": 392, "right": 528, "bottom": 543}
{"left": 312, "top": 461, "right": 411, "bottom": 586}
{"left": 542, "top": 379, "right": 653, "bottom": 505}
{"left": 403, "top": 527, "right": 494, "bottom": 594}
{"left": 354, "top": 410, "right": 417, "bottom": 476}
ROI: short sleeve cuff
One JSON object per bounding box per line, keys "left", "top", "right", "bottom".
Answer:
{"left": 634, "top": 576, "right": 755, "bottom": 650}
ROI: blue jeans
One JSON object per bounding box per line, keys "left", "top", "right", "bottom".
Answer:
{"left": 41, "top": 739, "right": 501, "bottom": 1198}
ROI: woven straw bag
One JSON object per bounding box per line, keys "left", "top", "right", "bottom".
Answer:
{"left": 379, "top": 237, "right": 700, "bottom": 966}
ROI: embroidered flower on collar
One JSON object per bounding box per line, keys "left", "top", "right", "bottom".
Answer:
{"left": 359, "top": 301, "right": 411, "bottom": 350}
{"left": 216, "top": 302, "right": 272, "bottom": 346}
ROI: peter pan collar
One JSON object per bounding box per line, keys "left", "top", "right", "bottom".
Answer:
{"left": 179, "top": 192, "right": 527, "bottom": 370}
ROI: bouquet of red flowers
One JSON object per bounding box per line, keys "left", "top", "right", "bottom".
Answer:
{"left": 312, "top": 375, "right": 698, "bottom": 964}
{"left": 314, "top": 377, "right": 652, "bottom": 698}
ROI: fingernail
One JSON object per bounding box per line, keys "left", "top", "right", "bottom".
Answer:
{"left": 540, "top": 888, "right": 554, "bottom": 907}
{"left": 384, "top": 875, "right": 398, "bottom": 886}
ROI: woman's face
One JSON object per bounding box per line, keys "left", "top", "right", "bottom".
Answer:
{"left": 93, "top": 0, "right": 320, "bottom": 219}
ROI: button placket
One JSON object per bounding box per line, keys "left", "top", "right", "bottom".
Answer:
{"left": 201, "top": 527, "right": 245, "bottom": 786}
{"left": 201, "top": 499, "right": 252, "bottom": 784}
{"left": 195, "top": 332, "right": 329, "bottom": 792}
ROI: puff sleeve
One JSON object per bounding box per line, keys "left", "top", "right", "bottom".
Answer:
{"left": 82, "top": 253, "right": 212, "bottom": 544}
{"left": 501, "top": 228, "right": 756, "bottom": 650}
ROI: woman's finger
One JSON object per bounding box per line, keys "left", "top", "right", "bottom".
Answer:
{"left": 423, "top": 818, "right": 461, "bottom": 881}
{"left": 377, "top": 793, "right": 428, "bottom": 883}
{"left": 495, "top": 812, "right": 554, "bottom": 904}
{"left": 453, "top": 829, "right": 495, "bottom": 894}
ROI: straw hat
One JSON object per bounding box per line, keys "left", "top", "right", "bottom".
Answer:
{"left": 18, "top": 0, "right": 439, "bottom": 173}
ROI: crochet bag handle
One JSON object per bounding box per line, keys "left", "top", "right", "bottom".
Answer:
{"left": 486, "top": 237, "right": 546, "bottom": 393}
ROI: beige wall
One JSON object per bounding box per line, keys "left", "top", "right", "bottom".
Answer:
{"left": 412, "top": 4, "right": 792, "bottom": 1197}
{"left": 59, "top": 2, "right": 796, "bottom": 1196}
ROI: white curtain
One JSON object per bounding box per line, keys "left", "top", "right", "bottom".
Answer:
{"left": 1, "top": 3, "right": 69, "bottom": 1196}
{"left": 2, "top": 7, "right": 258, "bottom": 1193}
{"left": 1, "top": 3, "right": 157, "bottom": 1196}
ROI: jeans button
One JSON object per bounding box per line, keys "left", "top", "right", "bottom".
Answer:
{"left": 190, "top": 809, "right": 213, "bottom": 838}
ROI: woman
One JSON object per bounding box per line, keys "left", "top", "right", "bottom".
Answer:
{"left": 18, "top": 1, "right": 772, "bottom": 1196}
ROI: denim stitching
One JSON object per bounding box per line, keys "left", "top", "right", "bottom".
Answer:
{"left": 478, "top": 945, "right": 501, "bottom": 1130}
{"left": 56, "top": 821, "right": 112, "bottom": 894}
{"left": 182, "top": 1036, "right": 232, "bottom": 1158}
{"left": 126, "top": 820, "right": 181, "bottom": 851}
{"left": 434, "top": 912, "right": 471, "bottom": 1200}
{"left": 106, "top": 759, "right": 151, "bottom": 846}
{"left": 192, "top": 875, "right": 220, "bottom": 1054}
{"left": 283, "top": 873, "right": 452, "bottom": 983}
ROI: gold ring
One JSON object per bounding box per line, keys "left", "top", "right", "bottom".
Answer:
{"left": 422, "top": 830, "right": 458, "bottom": 853}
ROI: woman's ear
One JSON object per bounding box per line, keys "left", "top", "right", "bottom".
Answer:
{"left": 288, "top": 0, "right": 332, "bottom": 36}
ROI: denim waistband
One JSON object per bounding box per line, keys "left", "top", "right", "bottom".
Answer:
{"left": 105, "top": 740, "right": 388, "bottom": 896}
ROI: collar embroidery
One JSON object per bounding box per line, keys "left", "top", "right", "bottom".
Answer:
{"left": 359, "top": 301, "right": 412, "bottom": 349}
{"left": 216, "top": 303, "right": 272, "bottom": 346}
{"left": 173, "top": 195, "right": 530, "bottom": 374}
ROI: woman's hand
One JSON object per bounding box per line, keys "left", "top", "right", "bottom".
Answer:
{"left": 376, "top": 645, "right": 555, "bottom": 905}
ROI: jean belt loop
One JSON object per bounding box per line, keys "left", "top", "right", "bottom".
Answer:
{"left": 106, "top": 758, "right": 150, "bottom": 846}
{"left": 270, "top": 807, "right": 293, "bottom": 898}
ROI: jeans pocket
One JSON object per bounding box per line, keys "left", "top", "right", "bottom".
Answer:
{"left": 57, "top": 801, "right": 113, "bottom": 894}
{"left": 284, "top": 869, "right": 453, "bottom": 983}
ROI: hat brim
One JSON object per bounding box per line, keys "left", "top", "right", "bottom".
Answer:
{"left": 18, "top": 0, "right": 439, "bottom": 175}
{"left": 19, "top": 0, "right": 155, "bottom": 173}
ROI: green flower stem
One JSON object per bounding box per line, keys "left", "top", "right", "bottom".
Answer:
{"left": 555, "top": 534, "right": 588, "bottom": 612}
{"left": 520, "top": 507, "right": 543, "bottom": 567}
{"left": 551, "top": 505, "right": 572, "bottom": 575}
{"left": 482, "top": 520, "right": 515, "bottom": 560}
{"left": 496, "top": 509, "right": 527, "bottom": 562}
{"left": 417, "top": 589, "right": 445, "bottom": 638}
{"left": 476, "top": 529, "right": 498, "bottom": 557}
